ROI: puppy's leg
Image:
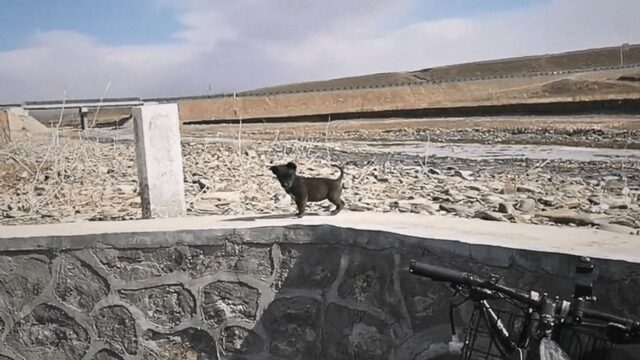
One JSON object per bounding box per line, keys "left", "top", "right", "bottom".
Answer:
{"left": 328, "top": 193, "right": 344, "bottom": 215}
{"left": 295, "top": 195, "right": 307, "bottom": 218}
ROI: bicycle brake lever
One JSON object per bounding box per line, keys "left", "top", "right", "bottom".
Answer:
{"left": 489, "top": 274, "right": 502, "bottom": 285}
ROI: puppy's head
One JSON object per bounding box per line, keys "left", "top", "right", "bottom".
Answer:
{"left": 269, "top": 162, "right": 297, "bottom": 189}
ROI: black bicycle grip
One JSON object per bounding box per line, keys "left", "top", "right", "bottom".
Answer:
{"left": 409, "top": 260, "right": 479, "bottom": 285}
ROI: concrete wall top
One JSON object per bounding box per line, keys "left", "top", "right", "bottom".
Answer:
{"left": 0, "top": 212, "right": 637, "bottom": 263}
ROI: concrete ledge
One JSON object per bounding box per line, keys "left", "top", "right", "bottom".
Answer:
{"left": 1, "top": 212, "right": 637, "bottom": 262}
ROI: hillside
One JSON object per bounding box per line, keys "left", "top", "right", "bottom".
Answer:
{"left": 243, "top": 44, "right": 640, "bottom": 95}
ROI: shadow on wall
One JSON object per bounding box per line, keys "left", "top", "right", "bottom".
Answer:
{"left": 1, "top": 222, "right": 640, "bottom": 359}
{"left": 236, "top": 231, "right": 462, "bottom": 360}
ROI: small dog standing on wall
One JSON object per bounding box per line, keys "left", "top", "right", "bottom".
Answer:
{"left": 269, "top": 162, "right": 345, "bottom": 218}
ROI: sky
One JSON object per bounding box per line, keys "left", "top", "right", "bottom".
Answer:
{"left": 0, "top": 0, "right": 638, "bottom": 103}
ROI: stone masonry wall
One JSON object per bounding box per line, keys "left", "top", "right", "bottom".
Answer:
{"left": 0, "top": 225, "right": 639, "bottom": 359}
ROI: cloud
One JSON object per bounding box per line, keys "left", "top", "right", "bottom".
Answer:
{"left": 0, "top": 0, "right": 638, "bottom": 103}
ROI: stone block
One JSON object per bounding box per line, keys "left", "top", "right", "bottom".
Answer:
{"left": 191, "top": 245, "right": 274, "bottom": 282}
{"left": 201, "top": 281, "right": 259, "bottom": 325}
{"left": 92, "top": 349, "right": 124, "bottom": 360}
{"left": 93, "top": 306, "right": 138, "bottom": 355}
{"left": 321, "top": 303, "right": 392, "bottom": 360}
{"left": 55, "top": 256, "right": 109, "bottom": 312}
{"left": 262, "top": 297, "right": 320, "bottom": 359}
{"left": 275, "top": 245, "right": 340, "bottom": 290}
{"left": 92, "top": 246, "right": 202, "bottom": 281}
{"left": 0, "top": 255, "right": 51, "bottom": 311}
{"left": 6, "top": 304, "right": 90, "bottom": 360}
{"left": 337, "top": 249, "right": 402, "bottom": 319}
{"left": 133, "top": 103, "right": 186, "bottom": 218}
{"left": 119, "top": 285, "right": 195, "bottom": 327}
{"left": 222, "top": 326, "right": 264, "bottom": 354}
{"left": 142, "top": 328, "right": 218, "bottom": 360}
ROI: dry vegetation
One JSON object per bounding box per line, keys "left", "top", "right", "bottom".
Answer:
{"left": 1, "top": 117, "right": 638, "bottom": 236}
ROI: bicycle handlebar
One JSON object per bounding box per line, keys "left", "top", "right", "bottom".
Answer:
{"left": 409, "top": 260, "right": 482, "bottom": 286}
{"left": 409, "top": 260, "right": 539, "bottom": 307}
{"left": 409, "top": 260, "right": 640, "bottom": 333}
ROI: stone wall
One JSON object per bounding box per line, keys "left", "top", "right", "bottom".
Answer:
{"left": 0, "top": 225, "right": 639, "bottom": 359}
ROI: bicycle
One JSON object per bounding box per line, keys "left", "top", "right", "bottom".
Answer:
{"left": 408, "top": 257, "right": 640, "bottom": 360}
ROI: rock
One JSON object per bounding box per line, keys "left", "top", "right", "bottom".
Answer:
{"left": 244, "top": 149, "right": 257, "bottom": 157}
{"left": 2, "top": 210, "right": 27, "bottom": 219}
{"left": 196, "top": 178, "right": 214, "bottom": 191}
{"left": 474, "top": 210, "right": 507, "bottom": 222}
{"left": 604, "top": 179, "right": 626, "bottom": 193}
{"left": 467, "top": 183, "right": 488, "bottom": 192}
{"left": 538, "top": 197, "right": 559, "bottom": 207}
{"left": 427, "top": 168, "right": 442, "bottom": 176}
{"left": 598, "top": 223, "right": 639, "bottom": 235}
{"left": 536, "top": 209, "right": 602, "bottom": 226}
{"left": 201, "top": 191, "right": 241, "bottom": 202}
{"left": 600, "top": 196, "right": 631, "bottom": 210}
{"left": 586, "top": 204, "right": 609, "bottom": 213}
{"left": 562, "top": 184, "right": 585, "bottom": 195}
{"left": 116, "top": 184, "right": 136, "bottom": 194}
{"left": 101, "top": 209, "right": 120, "bottom": 220}
{"left": 515, "top": 198, "right": 536, "bottom": 213}
{"left": 563, "top": 199, "right": 583, "bottom": 209}
{"left": 516, "top": 185, "right": 542, "bottom": 194}
{"left": 192, "top": 201, "right": 219, "bottom": 214}
{"left": 390, "top": 200, "right": 412, "bottom": 213}
{"left": 497, "top": 202, "right": 516, "bottom": 214}
{"left": 602, "top": 175, "right": 621, "bottom": 182}
{"left": 609, "top": 217, "right": 639, "bottom": 229}
{"left": 439, "top": 204, "right": 472, "bottom": 216}
{"left": 390, "top": 198, "right": 437, "bottom": 214}
{"left": 349, "top": 204, "right": 373, "bottom": 212}
{"left": 453, "top": 170, "right": 475, "bottom": 181}
{"left": 499, "top": 184, "right": 517, "bottom": 194}
{"left": 482, "top": 194, "right": 506, "bottom": 204}
{"left": 506, "top": 212, "right": 528, "bottom": 223}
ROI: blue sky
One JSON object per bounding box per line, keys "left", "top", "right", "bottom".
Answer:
{"left": 1, "top": 0, "right": 549, "bottom": 51}
{"left": 0, "top": 0, "right": 637, "bottom": 102}
{"left": 0, "top": 0, "right": 179, "bottom": 51}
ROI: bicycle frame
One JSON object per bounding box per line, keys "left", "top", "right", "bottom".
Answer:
{"left": 463, "top": 289, "right": 571, "bottom": 360}
{"left": 408, "top": 259, "right": 640, "bottom": 359}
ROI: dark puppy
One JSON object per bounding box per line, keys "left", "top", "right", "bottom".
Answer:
{"left": 269, "top": 162, "right": 345, "bottom": 218}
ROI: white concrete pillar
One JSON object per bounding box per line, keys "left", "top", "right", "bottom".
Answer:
{"left": 133, "top": 103, "right": 186, "bottom": 218}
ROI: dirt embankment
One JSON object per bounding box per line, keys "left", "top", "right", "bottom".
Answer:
{"left": 248, "top": 44, "right": 640, "bottom": 94}
{"left": 178, "top": 69, "right": 640, "bottom": 123}
{"left": 174, "top": 44, "right": 640, "bottom": 123}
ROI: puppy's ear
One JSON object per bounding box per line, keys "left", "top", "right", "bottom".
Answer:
{"left": 286, "top": 162, "right": 297, "bottom": 170}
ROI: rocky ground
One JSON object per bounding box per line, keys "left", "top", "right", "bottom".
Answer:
{"left": 1, "top": 119, "right": 639, "bottom": 235}
{"left": 181, "top": 116, "right": 640, "bottom": 149}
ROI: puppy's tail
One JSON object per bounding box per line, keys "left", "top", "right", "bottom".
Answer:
{"left": 331, "top": 164, "right": 344, "bottom": 182}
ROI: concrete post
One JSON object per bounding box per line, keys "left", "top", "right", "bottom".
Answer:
{"left": 133, "top": 103, "right": 186, "bottom": 218}
{"left": 0, "top": 109, "right": 10, "bottom": 144}
{"left": 79, "top": 107, "right": 88, "bottom": 130}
